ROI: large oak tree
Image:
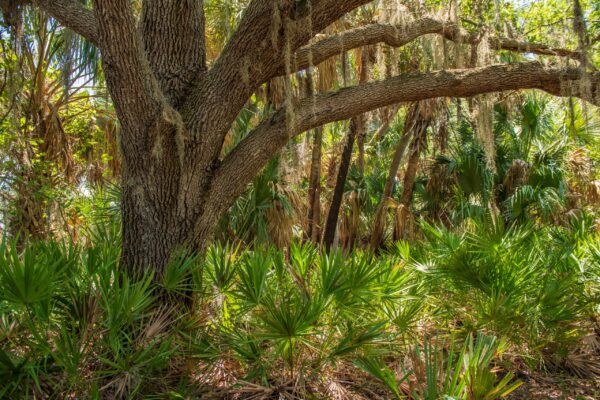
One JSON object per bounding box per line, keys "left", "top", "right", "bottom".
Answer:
{"left": 6, "top": 0, "right": 599, "bottom": 277}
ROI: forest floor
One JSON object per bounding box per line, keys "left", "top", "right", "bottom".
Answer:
{"left": 327, "top": 360, "right": 600, "bottom": 400}
{"left": 508, "top": 373, "right": 600, "bottom": 400}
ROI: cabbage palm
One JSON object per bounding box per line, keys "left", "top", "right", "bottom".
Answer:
{"left": 503, "top": 140, "right": 568, "bottom": 223}
{"left": 0, "top": 8, "right": 110, "bottom": 239}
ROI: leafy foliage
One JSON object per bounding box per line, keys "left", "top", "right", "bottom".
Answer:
{"left": 0, "top": 216, "right": 598, "bottom": 397}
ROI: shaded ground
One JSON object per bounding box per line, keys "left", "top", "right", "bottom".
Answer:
{"left": 508, "top": 373, "right": 600, "bottom": 400}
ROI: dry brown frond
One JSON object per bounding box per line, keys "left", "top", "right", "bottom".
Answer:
{"left": 317, "top": 56, "right": 337, "bottom": 93}
{"left": 324, "top": 380, "right": 352, "bottom": 400}
{"left": 588, "top": 180, "right": 600, "bottom": 205}
{"left": 141, "top": 306, "right": 173, "bottom": 344}
{"left": 266, "top": 198, "right": 294, "bottom": 249}
{"left": 325, "top": 151, "right": 341, "bottom": 189}
{"left": 503, "top": 159, "right": 530, "bottom": 197}
{"left": 564, "top": 351, "right": 600, "bottom": 379}
{"left": 101, "top": 371, "right": 136, "bottom": 400}
{"left": 568, "top": 147, "right": 592, "bottom": 180}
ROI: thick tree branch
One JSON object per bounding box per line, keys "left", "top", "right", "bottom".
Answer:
{"left": 490, "top": 37, "right": 581, "bottom": 59}
{"left": 92, "top": 0, "right": 164, "bottom": 133}
{"left": 33, "top": 0, "right": 100, "bottom": 47}
{"left": 205, "top": 62, "right": 599, "bottom": 223}
{"left": 179, "top": 0, "right": 375, "bottom": 232}
{"left": 182, "top": 0, "right": 373, "bottom": 140}
{"left": 290, "top": 17, "right": 583, "bottom": 74}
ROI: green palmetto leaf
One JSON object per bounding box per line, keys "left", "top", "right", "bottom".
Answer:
{"left": 354, "top": 356, "right": 405, "bottom": 399}
{"left": 97, "top": 334, "right": 175, "bottom": 398}
{"left": 236, "top": 250, "right": 271, "bottom": 307}
{"left": 462, "top": 333, "right": 522, "bottom": 400}
{"left": 334, "top": 252, "right": 384, "bottom": 312}
{"left": 0, "top": 238, "right": 62, "bottom": 307}
{"left": 258, "top": 289, "right": 324, "bottom": 342}
{"left": 98, "top": 271, "right": 154, "bottom": 333}
{"left": 328, "top": 321, "right": 387, "bottom": 360}
{"left": 318, "top": 251, "right": 345, "bottom": 298}
{"left": 205, "top": 242, "right": 239, "bottom": 293}
{"left": 161, "top": 251, "right": 201, "bottom": 297}
{"left": 289, "top": 241, "right": 317, "bottom": 280}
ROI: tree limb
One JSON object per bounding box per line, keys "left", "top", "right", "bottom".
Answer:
{"left": 92, "top": 0, "right": 165, "bottom": 134}
{"left": 206, "top": 62, "right": 599, "bottom": 221}
{"left": 290, "top": 17, "right": 583, "bottom": 75}
{"left": 179, "top": 0, "right": 375, "bottom": 228}
{"left": 490, "top": 37, "right": 581, "bottom": 59}
{"left": 182, "top": 0, "right": 373, "bottom": 138}
{"left": 33, "top": 0, "right": 100, "bottom": 47}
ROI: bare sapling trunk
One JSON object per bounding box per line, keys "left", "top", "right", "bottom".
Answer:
{"left": 394, "top": 111, "right": 431, "bottom": 240}
{"left": 306, "top": 126, "right": 323, "bottom": 244}
{"left": 369, "top": 104, "right": 420, "bottom": 249}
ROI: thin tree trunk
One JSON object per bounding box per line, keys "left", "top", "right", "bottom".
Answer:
{"left": 323, "top": 119, "right": 358, "bottom": 250}
{"left": 395, "top": 123, "right": 428, "bottom": 241}
{"left": 357, "top": 117, "right": 366, "bottom": 175}
{"left": 306, "top": 126, "right": 323, "bottom": 243}
{"left": 437, "top": 108, "right": 449, "bottom": 154}
{"left": 372, "top": 104, "right": 400, "bottom": 143}
{"left": 369, "top": 109, "right": 415, "bottom": 249}
{"left": 355, "top": 48, "right": 370, "bottom": 176}
{"left": 304, "top": 71, "right": 323, "bottom": 244}
{"left": 323, "top": 44, "right": 370, "bottom": 250}
{"left": 322, "top": 46, "right": 371, "bottom": 250}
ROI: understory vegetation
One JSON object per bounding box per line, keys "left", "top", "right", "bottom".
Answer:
{"left": 1, "top": 213, "right": 599, "bottom": 398}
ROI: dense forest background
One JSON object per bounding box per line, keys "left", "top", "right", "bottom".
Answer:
{"left": 0, "top": 0, "right": 599, "bottom": 398}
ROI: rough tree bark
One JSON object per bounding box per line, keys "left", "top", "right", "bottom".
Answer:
{"left": 322, "top": 119, "right": 358, "bottom": 250}
{"left": 15, "top": 0, "right": 600, "bottom": 280}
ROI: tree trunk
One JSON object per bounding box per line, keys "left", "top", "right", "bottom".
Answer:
{"left": 355, "top": 47, "right": 370, "bottom": 176}
{"left": 394, "top": 121, "right": 429, "bottom": 241}
{"left": 306, "top": 126, "right": 323, "bottom": 244}
{"left": 372, "top": 105, "right": 400, "bottom": 142}
{"left": 323, "top": 119, "right": 358, "bottom": 250}
{"left": 119, "top": 132, "right": 199, "bottom": 277}
{"left": 304, "top": 71, "right": 322, "bottom": 244}
{"left": 321, "top": 45, "right": 369, "bottom": 250}
{"left": 369, "top": 107, "right": 415, "bottom": 249}
{"left": 357, "top": 119, "right": 366, "bottom": 175}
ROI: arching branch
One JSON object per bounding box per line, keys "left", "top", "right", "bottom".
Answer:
{"left": 203, "top": 62, "right": 599, "bottom": 226}
{"left": 182, "top": 0, "right": 373, "bottom": 137}
{"left": 33, "top": 0, "right": 100, "bottom": 47}
{"left": 178, "top": 0, "right": 375, "bottom": 224}
{"left": 290, "top": 17, "right": 583, "bottom": 75}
